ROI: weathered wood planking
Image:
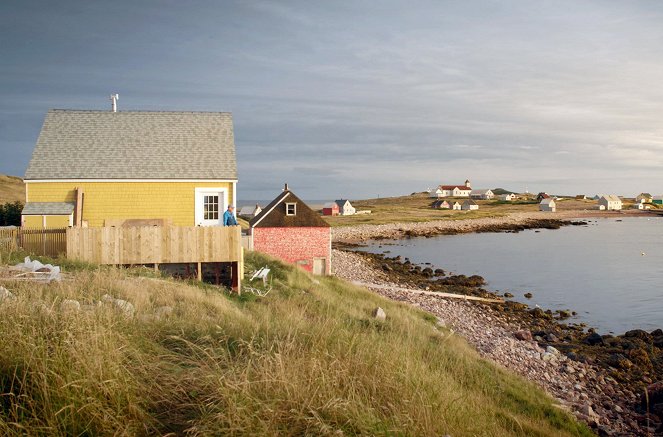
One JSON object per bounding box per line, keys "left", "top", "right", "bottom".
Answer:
{"left": 66, "top": 226, "right": 242, "bottom": 264}
{"left": 0, "top": 228, "right": 67, "bottom": 257}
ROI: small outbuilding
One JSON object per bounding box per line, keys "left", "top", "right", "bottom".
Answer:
{"left": 432, "top": 200, "right": 450, "bottom": 209}
{"left": 598, "top": 195, "right": 622, "bottom": 211}
{"left": 499, "top": 193, "right": 515, "bottom": 201}
{"left": 322, "top": 202, "right": 340, "bottom": 216}
{"left": 249, "top": 184, "right": 331, "bottom": 275}
{"left": 239, "top": 204, "right": 262, "bottom": 218}
{"left": 461, "top": 199, "right": 479, "bottom": 211}
{"left": 335, "top": 199, "right": 356, "bottom": 216}
{"left": 653, "top": 196, "right": 663, "bottom": 205}
{"left": 452, "top": 201, "right": 462, "bottom": 210}
{"left": 470, "top": 189, "right": 494, "bottom": 200}
{"left": 539, "top": 198, "right": 556, "bottom": 212}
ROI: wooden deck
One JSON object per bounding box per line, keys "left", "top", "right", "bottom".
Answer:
{"left": 66, "top": 226, "right": 242, "bottom": 265}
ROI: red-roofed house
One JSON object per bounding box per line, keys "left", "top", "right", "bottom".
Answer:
{"left": 434, "top": 179, "right": 472, "bottom": 197}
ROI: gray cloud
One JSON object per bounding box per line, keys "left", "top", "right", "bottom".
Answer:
{"left": 2, "top": 0, "right": 663, "bottom": 200}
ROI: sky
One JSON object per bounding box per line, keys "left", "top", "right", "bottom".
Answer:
{"left": 2, "top": 0, "right": 663, "bottom": 200}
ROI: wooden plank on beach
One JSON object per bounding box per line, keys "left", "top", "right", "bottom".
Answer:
{"left": 351, "top": 281, "right": 504, "bottom": 303}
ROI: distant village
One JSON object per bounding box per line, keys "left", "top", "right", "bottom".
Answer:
{"left": 424, "top": 179, "right": 662, "bottom": 213}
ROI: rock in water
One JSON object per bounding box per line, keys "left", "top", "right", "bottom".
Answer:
{"left": 372, "top": 307, "right": 386, "bottom": 321}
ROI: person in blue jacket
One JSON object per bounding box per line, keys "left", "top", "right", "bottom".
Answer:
{"left": 223, "top": 205, "right": 238, "bottom": 226}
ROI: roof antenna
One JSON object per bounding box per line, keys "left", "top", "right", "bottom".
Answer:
{"left": 110, "top": 94, "right": 119, "bottom": 112}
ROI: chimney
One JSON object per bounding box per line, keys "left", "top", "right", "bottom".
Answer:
{"left": 110, "top": 93, "right": 119, "bottom": 112}
{"left": 284, "top": 183, "right": 289, "bottom": 191}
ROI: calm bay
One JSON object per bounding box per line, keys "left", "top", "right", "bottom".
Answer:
{"left": 360, "top": 216, "right": 663, "bottom": 334}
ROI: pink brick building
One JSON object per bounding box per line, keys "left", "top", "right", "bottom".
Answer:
{"left": 249, "top": 185, "right": 331, "bottom": 275}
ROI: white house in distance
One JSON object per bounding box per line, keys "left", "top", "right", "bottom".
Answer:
{"left": 539, "top": 198, "right": 556, "bottom": 212}
{"left": 470, "top": 189, "right": 494, "bottom": 200}
{"left": 461, "top": 199, "right": 479, "bottom": 210}
{"left": 636, "top": 193, "right": 652, "bottom": 203}
{"left": 431, "top": 179, "right": 472, "bottom": 198}
{"left": 452, "top": 201, "right": 462, "bottom": 210}
{"left": 499, "top": 193, "right": 515, "bottom": 201}
{"left": 335, "top": 199, "right": 356, "bottom": 216}
{"left": 598, "top": 195, "right": 622, "bottom": 211}
{"left": 239, "top": 204, "right": 262, "bottom": 218}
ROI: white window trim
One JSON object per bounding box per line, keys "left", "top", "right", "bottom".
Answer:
{"left": 195, "top": 187, "right": 228, "bottom": 226}
{"left": 286, "top": 202, "right": 296, "bottom": 216}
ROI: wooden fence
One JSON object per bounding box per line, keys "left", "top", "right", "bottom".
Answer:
{"left": 0, "top": 227, "right": 68, "bottom": 257}
{"left": 66, "top": 226, "right": 242, "bottom": 265}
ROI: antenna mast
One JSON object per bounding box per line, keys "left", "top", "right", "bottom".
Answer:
{"left": 110, "top": 94, "right": 119, "bottom": 112}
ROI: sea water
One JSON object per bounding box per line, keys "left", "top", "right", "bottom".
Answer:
{"left": 360, "top": 216, "right": 663, "bottom": 334}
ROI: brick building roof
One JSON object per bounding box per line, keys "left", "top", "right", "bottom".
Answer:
{"left": 250, "top": 187, "right": 330, "bottom": 228}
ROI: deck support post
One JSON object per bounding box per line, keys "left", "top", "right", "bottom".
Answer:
{"left": 197, "top": 262, "right": 202, "bottom": 281}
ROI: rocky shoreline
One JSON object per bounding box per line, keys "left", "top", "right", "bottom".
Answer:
{"left": 332, "top": 210, "right": 640, "bottom": 243}
{"left": 331, "top": 212, "right": 663, "bottom": 435}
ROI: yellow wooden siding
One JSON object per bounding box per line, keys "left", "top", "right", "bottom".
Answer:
{"left": 26, "top": 182, "right": 235, "bottom": 227}
{"left": 23, "top": 216, "right": 43, "bottom": 228}
{"left": 46, "top": 215, "right": 71, "bottom": 228}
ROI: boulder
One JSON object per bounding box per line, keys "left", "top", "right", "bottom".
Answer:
{"left": 641, "top": 382, "right": 663, "bottom": 413}
{"left": 113, "top": 299, "right": 135, "bottom": 318}
{"left": 155, "top": 306, "right": 174, "bottom": 319}
{"left": 60, "top": 299, "right": 81, "bottom": 312}
{"left": 624, "top": 329, "right": 652, "bottom": 342}
{"left": 0, "top": 286, "right": 16, "bottom": 302}
{"left": 606, "top": 353, "right": 633, "bottom": 370}
{"left": 372, "top": 307, "right": 386, "bottom": 321}
{"left": 583, "top": 332, "right": 604, "bottom": 346}
{"left": 546, "top": 345, "right": 560, "bottom": 355}
{"left": 513, "top": 330, "right": 533, "bottom": 341}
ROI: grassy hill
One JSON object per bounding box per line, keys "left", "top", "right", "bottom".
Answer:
{"left": 0, "top": 174, "right": 24, "bottom": 204}
{"left": 0, "top": 250, "right": 591, "bottom": 436}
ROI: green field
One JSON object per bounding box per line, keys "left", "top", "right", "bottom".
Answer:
{"left": 322, "top": 193, "right": 598, "bottom": 227}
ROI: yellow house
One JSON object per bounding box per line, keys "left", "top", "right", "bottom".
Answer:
{"left": 23, "top": 110, "right": 238, "bottom": 228}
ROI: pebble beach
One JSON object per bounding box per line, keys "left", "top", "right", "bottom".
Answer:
{"left": 331, "top": 211, "right": 662, "bottom": 435}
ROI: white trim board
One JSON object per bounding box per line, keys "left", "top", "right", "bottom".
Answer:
{"left": 251, "top": 192, "right": 289, "bottom": 228}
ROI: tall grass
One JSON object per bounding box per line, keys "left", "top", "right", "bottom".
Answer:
{"left": 0, "top": 251, "right": 591, "bottom": 436}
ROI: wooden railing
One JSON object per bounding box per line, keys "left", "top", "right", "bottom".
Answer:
{"left": 66, "top": 226, "right": 242, "bottom": 265}
{"left": 0, "top": 227, "right": 68, "bottom": 257}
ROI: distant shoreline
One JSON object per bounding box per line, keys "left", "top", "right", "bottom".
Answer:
{"left": 332, "top": 209, "right": 650, "bottom": 243}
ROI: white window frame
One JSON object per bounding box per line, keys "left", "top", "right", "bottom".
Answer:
{"left": 195, "top": 187, "right": 228, "bottom": 226}
{"left": 286, "top": 202, "right": 296, "bottom": 216}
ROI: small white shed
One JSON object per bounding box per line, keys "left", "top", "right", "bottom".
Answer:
{"left": 539, "top": 198, "right": 556, "bottom": 212}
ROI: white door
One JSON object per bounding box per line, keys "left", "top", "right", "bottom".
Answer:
{"left": 313, "top": 258, "right": 326, "bottom": 275}
{"left": 195, "top": 188, "right": 227, "bottom": 226}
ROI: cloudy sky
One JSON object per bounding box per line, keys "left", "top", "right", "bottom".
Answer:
{"left": 2, "top": 1, "right": 663, "bottom": 200}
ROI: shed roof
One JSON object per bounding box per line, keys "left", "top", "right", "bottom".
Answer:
{"left": 540, "top": 198, "right": 555, "bottom": 205}
{"left": 600, "top": 194, "right": 621, "bottom": 202}
{"left": 22, "top": 202, "right": 75, "bottom": 215}
{"left": 25, "top": 110, "right": 237, "bottom": 180}
{"left": 463, "top": 199, "right": 478, "bottom": 205}
{"left": 250, "top": 189, "right": 330, "bottom": 228}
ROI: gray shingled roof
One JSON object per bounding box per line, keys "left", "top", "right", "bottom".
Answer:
{"left": 22, "top": 202, "right": 75, "bottom": 215}
{"left": 25, "top": 110, "right": 237, "bottom": 180}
